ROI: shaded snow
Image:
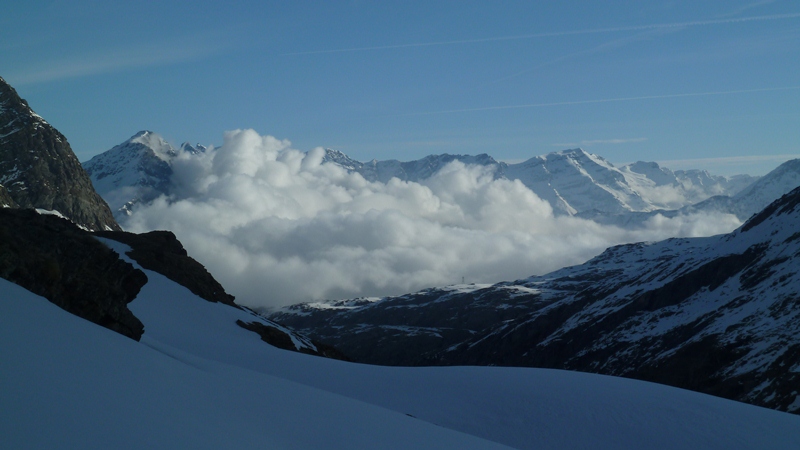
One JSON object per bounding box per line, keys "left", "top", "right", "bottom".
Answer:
{"left": 3, "top": 269, "right": 800, "bottom": 448}
{"left": 0, "top": 279, "right": 506, "bottom": 450}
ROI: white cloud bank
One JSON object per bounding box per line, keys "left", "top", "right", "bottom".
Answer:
{"left": 122, "top": 129, "right": 742, "bottom": 308}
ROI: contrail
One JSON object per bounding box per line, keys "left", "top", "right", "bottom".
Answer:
{"left": 400, "top": 86, "right": 800, "bottom": 116}
{"left": 284, "top": 12, "right": 800, "bottom": 56}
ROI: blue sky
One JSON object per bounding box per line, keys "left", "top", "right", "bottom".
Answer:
{"left": 2, "top": 0, "right": 799, "bottom": 175}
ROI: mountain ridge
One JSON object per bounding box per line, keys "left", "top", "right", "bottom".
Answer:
{"left": 0, "top": 76, "right": 120, "bottom": 231}
{"left": 83, "top": 130, "right": 764, "bottom": 223}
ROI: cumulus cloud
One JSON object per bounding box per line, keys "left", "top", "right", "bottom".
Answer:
{"left": 122, "top": 129, "right": 742, "bottom": 308}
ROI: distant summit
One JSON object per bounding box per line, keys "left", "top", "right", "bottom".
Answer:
{"left": 677, "top": 158, "right": 800, "bottom": 221}
{"left": 83, "top": 130, "right": 182, "bottom": 219}
{"left": 83, "top": 131, "right": 213, "bottom": 220}
{"left": 329, "top": 150, "right": 502, "bottom": 184}
{"left": 0, "top": 76, "right": 120, "bottom": 231}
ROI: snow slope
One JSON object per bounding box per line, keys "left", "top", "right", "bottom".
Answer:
{"left": 4, "top": 238, "right": 800, "bottom": 449}
{"left": 673, "top": 158, "right": 800, "bottom": 222}
{"left": 0, "top": 279, "right": 507, "bottom": 450}
{"left": 731, "top": 158, "right": 800, "bottom": 217}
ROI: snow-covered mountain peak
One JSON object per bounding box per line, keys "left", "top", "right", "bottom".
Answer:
{"left": 504, "top": 148, "right": 650, "bottom": 214}
{"left": 83, "top": 131, "right": 184, "bottom": 219}
{"left": 324, "top": 148, "right": 348, "bottom": 158}
{"left": 180, "top": 142, "right": 208, "bottom": 154}
{"left": 550, "top": 147, "right": 591, "bottom": 159}
{"left": 737, "top": 178, "right": 800, "bottom": 236}
{"left": 463, "top": 152, "right": 498, "bottom": 165}
{"left": 84, "top": 131, "right": 773, "bottom": 226}
{"left": 734, "top": 159, "right": 800, "bottom": 203}
{"left": 623, "top": 161, "right": 676, "bottom": 186}
{"left": 544, "top": 148, "right": 613, "bottom": 168}
{"left": 322, "top": 147, "right": 362, "bottom": 170}
{"left": 127, "top": 130, "right": 178, "bottom": 161}
{"left": 320, "top": 149, "right": 502, "bottom": 183}
{"left": 686, "top": 158, "right": 800, "bottom": 222}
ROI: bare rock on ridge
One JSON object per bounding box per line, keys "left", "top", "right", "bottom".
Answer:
{"left": 0, "top": 76, "right": 120, "bottom": 231}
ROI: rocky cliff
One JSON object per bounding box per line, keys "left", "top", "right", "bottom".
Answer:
{"left": 0, "top": 208, "right": 145, "bottom": 339}
{"left": 0, "top": 76, "right": 120, "bottom": 231}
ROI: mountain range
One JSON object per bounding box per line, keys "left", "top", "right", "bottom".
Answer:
{"left": 84, "top": 130, "right": 789, "bottom": 226}
{"left": 321, "top": 147, "right": 758, "bottom": 214}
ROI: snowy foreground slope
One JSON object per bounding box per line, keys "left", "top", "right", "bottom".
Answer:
{"left": 0, "top": 279, "right": 507, "bottom": 450}
{"left": 4, "top": 243, "right": 800, "bottom": 449}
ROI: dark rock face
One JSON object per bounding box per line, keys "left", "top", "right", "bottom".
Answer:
{"left": 0, "top": 208, "right": 145, "bottom": 339}
{"left": 0, "top": 76, "right": 120, "bottom": 231}
{"left": 95, "top": 229, "right": 236, "bottom": 306}
{"left": 235, "top": 319, "right": 350, "bottom": 361}
{"left": 0, "top": 183, "right": 17, "bottom": 207}
{"left": 94, "top": 229, "right": 352, "bottom": 360}
{"left": 272, "top": 186, "right": 800, "bottom": 414}
{"left": 0, "top": 195, "right": 347, "bottom": 360}
{"left": 271, "top": 289, "right": 540, "bottom": 366}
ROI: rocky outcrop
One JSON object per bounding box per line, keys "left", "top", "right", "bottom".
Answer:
{"left": 95, "top": 229, "right": 236, "bottom": 306}
{"left": 93, "top": 228, "right": 352, "bottom": 360}
{"left": 0, "top": 208, "right": 145, "bottom": 339}
{"left": 0, "top": 183, "right": 17, "bottom": 208}
{"left": 0, "top": 77, "right": 120, "bottom": 231}
{"left": 235, "top": 319, "right": 350, "bottom": 361}
{"left": 0, "top": 207, "right": 350, "bottom": 362}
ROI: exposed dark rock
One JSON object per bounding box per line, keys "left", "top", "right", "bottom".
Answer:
{"left": 94, "top": 229, "right": 236, "bottom": 306}
{"left": 235, "top": 319, "right": 350, "bottom": 361}
{"left": 0, "top": 208, "right": 145, "bottom": 339}
{"left": 0, "top": 183, "right": 17, "bottom": 207}
{"left": 95, "top": 229, "right": 351, "bottom": 360}
{"left": 237, "top": 319, "right": 296, "bottom": 350}
{"left": 271, "top": 287, "right": 541, "bottom": 365}
{"left": 0, "top": 77, "right": 120, "bottom": 231}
